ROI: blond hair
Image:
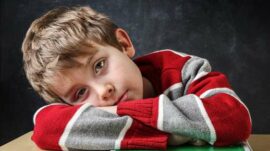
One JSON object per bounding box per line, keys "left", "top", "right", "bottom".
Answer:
{"left": 22, "top": 6, "right": 122, "bottom": 103}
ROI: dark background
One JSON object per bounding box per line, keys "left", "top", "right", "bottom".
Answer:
{"left": 1, "top": 0, "right": 269, "bottom": 145}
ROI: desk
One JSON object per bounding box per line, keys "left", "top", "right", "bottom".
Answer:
{"left": 0, "top": 132, "right": 41, "bottom": 151}
{"left": 1, "top": 132, "right": 269, "bottom": 151}
{"left": 248, "top": 134, "right": 270, "bottom": 151}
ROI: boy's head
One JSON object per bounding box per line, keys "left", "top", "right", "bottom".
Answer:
{"left": 22, "top": 6, "right": 144, "bottom": 105}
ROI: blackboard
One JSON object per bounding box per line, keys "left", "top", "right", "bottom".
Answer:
{"left": 1, "top": 0, "right": 269, "bottom": 145}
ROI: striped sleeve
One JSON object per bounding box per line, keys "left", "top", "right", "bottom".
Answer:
{"left": 182, "top": 56, "right": 252, "bottom": 146}
{"left": 32, "top": 103, "right": 168, "bottom": 150}
{"left": 117, "top": 51, "right": 252, "bottom": 146}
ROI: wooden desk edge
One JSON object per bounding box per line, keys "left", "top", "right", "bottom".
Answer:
{"left": 0, "top": 131, "right": 43, "bottom": 151}
{"left": 1, "top": 132, "right": 270, "bottom": 151}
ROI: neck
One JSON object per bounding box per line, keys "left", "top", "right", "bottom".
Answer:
{"left": 142, "top": 77, "right": 156, "bottom": 98}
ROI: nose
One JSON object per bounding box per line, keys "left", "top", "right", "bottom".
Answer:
{"left": 99, "top": 83, "right": 115, "bottom": 101}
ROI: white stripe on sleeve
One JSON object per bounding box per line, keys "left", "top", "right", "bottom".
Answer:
{"left": 157, "top": 95, "right": 165, "bottom": 131}
{"left": 114, "top": 117, "right": 133, "bottom": 149}
{"left": 194, "top": 95, "right": 216, "bottom": 145}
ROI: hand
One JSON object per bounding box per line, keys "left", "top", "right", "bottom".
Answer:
{"left": 168, "top": 134, "right": 191, "bottom": 146}
{"left": 190, "top": 139, "right": 207, "bottom": 146}
{"left": 97, "top": 106, "right": 117, "bottom": 114}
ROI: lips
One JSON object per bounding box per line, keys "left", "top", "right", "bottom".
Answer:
{"left": 116, "top": 90, "right": 128, "bottom": 105}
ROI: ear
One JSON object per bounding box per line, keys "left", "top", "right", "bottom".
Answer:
{"left": 115, "top": 28, "right": 135, "bottom": 58}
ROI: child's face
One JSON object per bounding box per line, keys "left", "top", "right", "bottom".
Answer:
{"left": 50, "top": 43, "right": 144, "bottom": 106}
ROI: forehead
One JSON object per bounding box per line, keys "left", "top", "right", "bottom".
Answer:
{"left": 58, "top": 43, "right": 99, "bottom": 67}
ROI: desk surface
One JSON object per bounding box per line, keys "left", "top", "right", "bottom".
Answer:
{"left": 1, "top": 132, "right": 269, "bottom": 151}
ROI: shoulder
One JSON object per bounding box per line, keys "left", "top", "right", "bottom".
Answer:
{"left": 134, "top": 49, "right": 192, "bottom": 70}
{"left": 137, "top": 49, "right": 190, "bottom": 58}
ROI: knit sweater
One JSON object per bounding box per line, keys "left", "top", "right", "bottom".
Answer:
{"left": 32, "top": 49, "right": 252, "bottom": 150}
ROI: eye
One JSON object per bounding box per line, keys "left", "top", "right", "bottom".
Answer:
{"left": 74, "top": 87, "right": 87, "bottom": 102}
{"left": 94, "top": 59, "right": 106, "bottom": 74}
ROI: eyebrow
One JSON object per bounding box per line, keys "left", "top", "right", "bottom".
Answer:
{"left": 62, "top": 51, "right": 97, "bottom": 100}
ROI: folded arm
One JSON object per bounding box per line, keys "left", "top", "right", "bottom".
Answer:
{"left": 32, "top": 103, "right": 168, "bottom": 150}
{"left": 117, "top": 54, "right": 252, "bottom": 146}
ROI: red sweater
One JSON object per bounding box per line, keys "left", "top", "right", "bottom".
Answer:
{"left": 32, "top": 50, "right": 251, "bottom": 150}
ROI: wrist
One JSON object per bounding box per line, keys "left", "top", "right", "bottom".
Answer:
{"left": 168, "top": 134, "right": 191, "bottom": 146}
{"left": 190, "top": 138, "right": 207, "bottom": 146}
{"left": 116, "top": 98, "right": 159, "bottom": 128}
{"left": 98, "top": 106, "right": 117, "bottom": 114}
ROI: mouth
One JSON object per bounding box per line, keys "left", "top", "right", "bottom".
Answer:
{"left": 115, "top": 90, "right": 128, "bottom": 105}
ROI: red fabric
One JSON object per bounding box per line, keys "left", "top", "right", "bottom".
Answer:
{"left": 32, "top": 104, "right": 81, "bottom": 150}
{"left": 187, "top": 71, "right": 251, "bottom": 145}
{"left": 117, "top": 98, "right": 159, "bottom": 128}
{"left": 135, "top": 51, "right": 190, "bottom": 94}
{"left": 121, "top": 50, "right": 251, "bottom": 146}
{"left": 202, "top": 94, "right": 252, "bottom": 146}
{"left": 121, "top": 119, "right": 168, "bottom": 149}
{"left": 187, "top": 72, "right": 232, "bottom": 96}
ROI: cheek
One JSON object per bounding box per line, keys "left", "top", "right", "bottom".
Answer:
{"left": 108, "top": 57, "right": 143, "bottom": 94}
{"left": 120, "top": 65, "right": 143, "bottom": 91}
{"left": 83, "top": 95, "right": 100, "bottom": 106}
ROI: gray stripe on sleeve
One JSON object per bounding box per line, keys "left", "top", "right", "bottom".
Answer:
{"left": 64, "top": 106, "right": 129, "bottom": 150}
{"left": 163, "top": 83, "right": 184, "bottom": 100}
{"left": 162, "top": 94, "right": 212, "bottom": 142}
{"left": 182, "top": 56, "right": 212, "bottom": 94}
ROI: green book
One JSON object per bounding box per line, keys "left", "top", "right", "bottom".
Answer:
{"left": 117, "top": 142, "right": 252, "bottom": 151}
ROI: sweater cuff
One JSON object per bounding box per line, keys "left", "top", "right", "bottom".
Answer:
{"left": 117, "top": 98, "right": 159, "bottom": 128}
{"left": 121, "top": 119, "right": 168, "bottom": 150}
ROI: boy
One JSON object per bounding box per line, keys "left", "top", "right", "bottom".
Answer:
{"left": 22, "top": 6, "right": 251, "bottom": 150}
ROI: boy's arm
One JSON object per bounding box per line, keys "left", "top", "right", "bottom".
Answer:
{"left": 99, "top": 106, "right": 192, "bottom": 146}
{"left": 117, "top": 53, "right": 252, "bottom": 146}
{"left": 32, "top": 103, "right": 168, "bottom": 150}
